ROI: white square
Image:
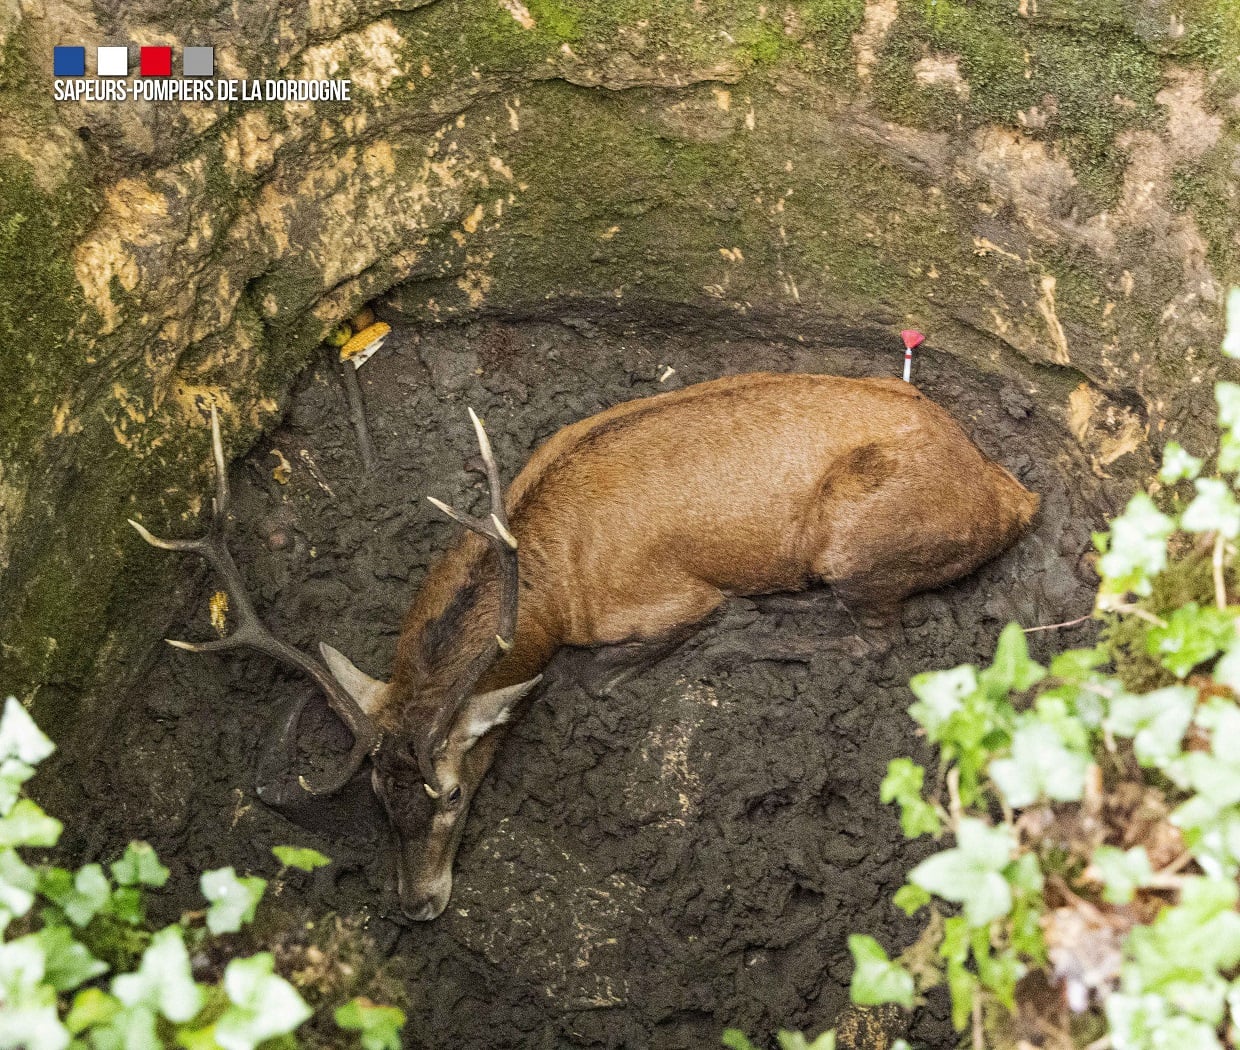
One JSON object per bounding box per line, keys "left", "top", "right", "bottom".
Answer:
{"left": 97, "top": 46, "right": 128, "bottom": 76}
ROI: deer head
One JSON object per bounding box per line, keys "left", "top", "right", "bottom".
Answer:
{"left": 131, "top": 405, "right": 538, "bottom": 922}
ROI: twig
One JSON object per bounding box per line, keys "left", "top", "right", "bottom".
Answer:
{"left": 971, "top": 988, "right": 983, "bottom": 1050}
{"left": 339, "top": 357, "right": 376, "bottom": 473}
{"left": 1213, "top": 531, "right": 1227, "bottom": 611}
{"left": 1109, "top": 604, "right": 1168, "bottom": 628}
{"left": 1023, "top": 614, "right": 1092, "bottom": 634}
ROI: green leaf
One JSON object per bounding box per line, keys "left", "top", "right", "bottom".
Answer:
{"left": 200, "top": 868, "right": 266, "bottom": 935}
{"left": 879, "top": 759, "right": 941, "bottom": 838}
{"left": 334, "top": 998, "right": 407, "bottom": 1050}
{"left": 32, "top": 926, "right": 108, "bottom": 992}
{"left": 111, "top": 926, "right": 204, "bottom": 1024}
{"left": 1091, "top": 846, "right": 1153, "bottom": 904}
{"left": 0, "top": 847, "right": 38, "bottom": 921}
{"left": 41, "top": 864, "right": 110, "bottom": 927}
{"left": 1145, "top": 603, "right": 1237, "bottom": 678}
{"left": 1218, "top": 381, "right": 1240, "bottom": 433}
{"left": 0, "top": 798, "right": 62, "bottom": 848}
{"left": 110, "top": 843, "right": 170, "bottom": 889}
{"left": 1160, "top": 442, "right": 1204, "bottom": 484}
{"left": 805, "top": 1034, "right": 836, "bottom": 1050}
{"left": 979, "top": 623, "right": 1046, "bottom": 698}
{"left": 848, "top": 935, "right": 915, "bottom": 1009}
{"left": 103, "top": 887, "right": 146, "bottom": 927}
{"left": 1223, "top": 287, "right": 1240, "bottom": 359}
{"left": 272, "top": 845, "right": 332, "bottom": 872}
{"left": 776, "top": 1034, "right": 809, "bottom": 1050}
{"left": 0, "top": 758, "right": 36, "bottom": 818}
{"left": 908, "top": 819, "right": 1016, "bottom": 927}
{"left": 893, "top": 884, "right": 932, "bottom": 916}
{"left": 89, "top": 1004, "right": 161, "bottom": 1050}
{"left": 1097, "top": 493, "right": 1176, "bottom": 597}
{"left": 1108, "top": 685, "right": 1197, "bottom": 767}
{"left": 1049, "top": 646, "right": 1108, "bottom": 681}
{"left": 215, "top": 952, "right": 312, "bottom": 1050}
{"left": 908, "top": 665, "right": 978, "bottom": 738}
{"left": 65, "top": 988, "right": 120, "bottom": 1034}
{"left": 990, "top": 721, "right": 1089, "bottom": 808}
{"left": 1218, "top": 430, "right": 1240, "bottom": 475}
{"left": 0, "top": 697, "right": 55, "bottom": 767}
{"left": 1183, "top": 478, "right": 1240, "bottom": 539}
{"left": 721, "top": 1030, "right": 760, "bottom": 1050}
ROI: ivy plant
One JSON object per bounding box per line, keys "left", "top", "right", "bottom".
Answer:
{"left": 0, "top": 698, "right": 406, "bottom": 1050}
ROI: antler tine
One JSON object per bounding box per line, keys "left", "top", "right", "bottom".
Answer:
{"left": 418, "top": 409, "right": 521, "bottom": 788}
{"left": 129, "top": 406, "right": 381, "bottom": 796}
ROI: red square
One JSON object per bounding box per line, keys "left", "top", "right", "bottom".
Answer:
{"left": 139, "top": 46, "right": 171, "bottom": 76}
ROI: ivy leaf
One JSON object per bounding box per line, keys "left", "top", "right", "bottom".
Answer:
{"left": 908, "top": 665, "right": 978, "bottom": 739}
{"left": 892, "top": 884, "right": 931, "bottom": 916}
{"left": 0, "top": 848, "right": 38, "bottom": 921}
{"left": 1049, "top": 646, "right": 1108, "bottom": 681}
{"left": 1106, "top": 686, "right": 1197, "bottom": 768}
{"left": 1183, "top": 478, "right": 1240, "bottom": 539}
{"left": 979, "top": 623, "right": 1046, "bottom": 698}
{"left": 0, "top": 758, "right": 36, "bottom": 818}
{"left": 847, "top": 935, "right": 915, "bottom": 1009}
{"left": 214, "top": 952, "right": 312, "bottom": 1050}
{"left": 201, "top": 868, "right": 266, "bottom": 935}
{"left": 990, "top": 721, "right": 1089, "bottom": 808}
{"left": 65, "top": 988, "right": 121, "bottom": 1034}
{"left": 1090, "top": 845, "right": 1153, "bottom": 904}
{"left": 1219, "top": 430, "right": 1240, "bottom": 476}
{"left": 1097, "top": 493, "right": 1176, "bottom": 598}
{"left": 272, "top": 846, "right": 332, "bottom": 873}
{"left": 0, "top": 697, "right": 55, "bottom": 768}
{"left": 111, "top": 843, "right": 170, "bottom": 889}
{"left": 1146, "top": 604, "right": 1237, "bottom": 679}
{"left": 1160, "top": 442, "right": 1204, "bottom": 484}
{"left": 0, "top": 798, "right": 62, "bottom": 849}
{"left": 1126, "top": 877, "right": 1240, "bottom": 998}
{"left": 908, "top": 819, "right": 1016, "bottom": 926}
{"left": 721, "top": 1031, "right": 760, "bottom": 1050}
{"left": 334, "top": 998, "right": 407, "bottom": 1050}
{"left": 88, "top": 1004, "right": 160, "bottom": 1050}
{"left": 111, "top": 926, "right": 204, "bottom": 1024}
{"left": 40, "top": 864, "right": 111, "bottom": 928}
{"left": 31, "top": 926, "right": 108, "bottom": 992}
{"left": 1218, "top": 381, "right": 1240, "bottom": 433}
{"left": 0, "top": 939, "right": 69, "bottom": 1050}
{"left": 879, "top": 759, "right": 941, "bottom": 838}
{"left": 1222, "top": 287, "right": 1240, "bottom": 359}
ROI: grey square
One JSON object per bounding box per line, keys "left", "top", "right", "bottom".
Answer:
{"left": 183, "top": 47, "right": 213, "bottom": 76}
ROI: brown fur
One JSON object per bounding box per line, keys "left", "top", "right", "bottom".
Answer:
{"left": 383, "top": 372, "right": 1038, "bottom": 732}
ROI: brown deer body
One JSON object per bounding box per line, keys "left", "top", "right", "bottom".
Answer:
{"left": 134, "top": 371, "right": 1038, "bottom": 922}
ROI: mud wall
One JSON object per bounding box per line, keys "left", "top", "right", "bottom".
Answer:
{"left": 1, "top": 0, "right": 1238, "bottom": 730}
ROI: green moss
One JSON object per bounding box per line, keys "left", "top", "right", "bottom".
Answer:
{"left": 872, "top": 3, "right": 1164, "bottom": 209}
{"left": 0, "top": 161, "right": 98, "bottom": 468}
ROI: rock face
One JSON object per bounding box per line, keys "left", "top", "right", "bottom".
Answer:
{"left": 0, "top": 0, "right": 1237, "bottom": 727}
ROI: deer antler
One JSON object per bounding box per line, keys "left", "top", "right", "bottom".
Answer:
{"left": 128, "top": 404, "right": 381, "bottom": 794}
{"left": 418, "top": 408, "right": 520, "bottom": 789}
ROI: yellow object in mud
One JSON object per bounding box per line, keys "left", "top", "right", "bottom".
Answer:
{"left": 326, "top": 323, "right": 352, "bottom": 348}
{"left": 340, "top": 322, "right": 391, "bottom": 367}
{"left": 209, "top": 590, "right": 229, "bottom": 636}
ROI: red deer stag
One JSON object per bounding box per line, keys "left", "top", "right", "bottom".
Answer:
{"left": 132, "top": 371, "right": 1039, "bottom": 920}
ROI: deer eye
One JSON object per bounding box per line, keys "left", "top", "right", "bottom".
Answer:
{"left": 448, "top": 786, "right": 462, "bottom": 804}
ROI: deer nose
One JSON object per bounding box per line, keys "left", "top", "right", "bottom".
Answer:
{"left": 401, "top": 894, "right": 447, "bottom": 922}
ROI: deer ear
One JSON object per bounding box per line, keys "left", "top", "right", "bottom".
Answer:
{"left": 450, "top": 676, "right": 542, "bottom": 751}
{"left": 319, "top": 643, "right": 387, "bottom": 715}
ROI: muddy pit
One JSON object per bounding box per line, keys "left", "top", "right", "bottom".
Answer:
{"left": 48, "top": 314, "right": 1126, "bottom": 1048}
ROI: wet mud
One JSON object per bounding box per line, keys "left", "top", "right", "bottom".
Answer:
{"left": 47, "top": 315, "right": 1127, "bottom": 1048}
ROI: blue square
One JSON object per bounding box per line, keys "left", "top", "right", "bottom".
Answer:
{"left": 54, "top": 46, "right": 85, "bottom": 76}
